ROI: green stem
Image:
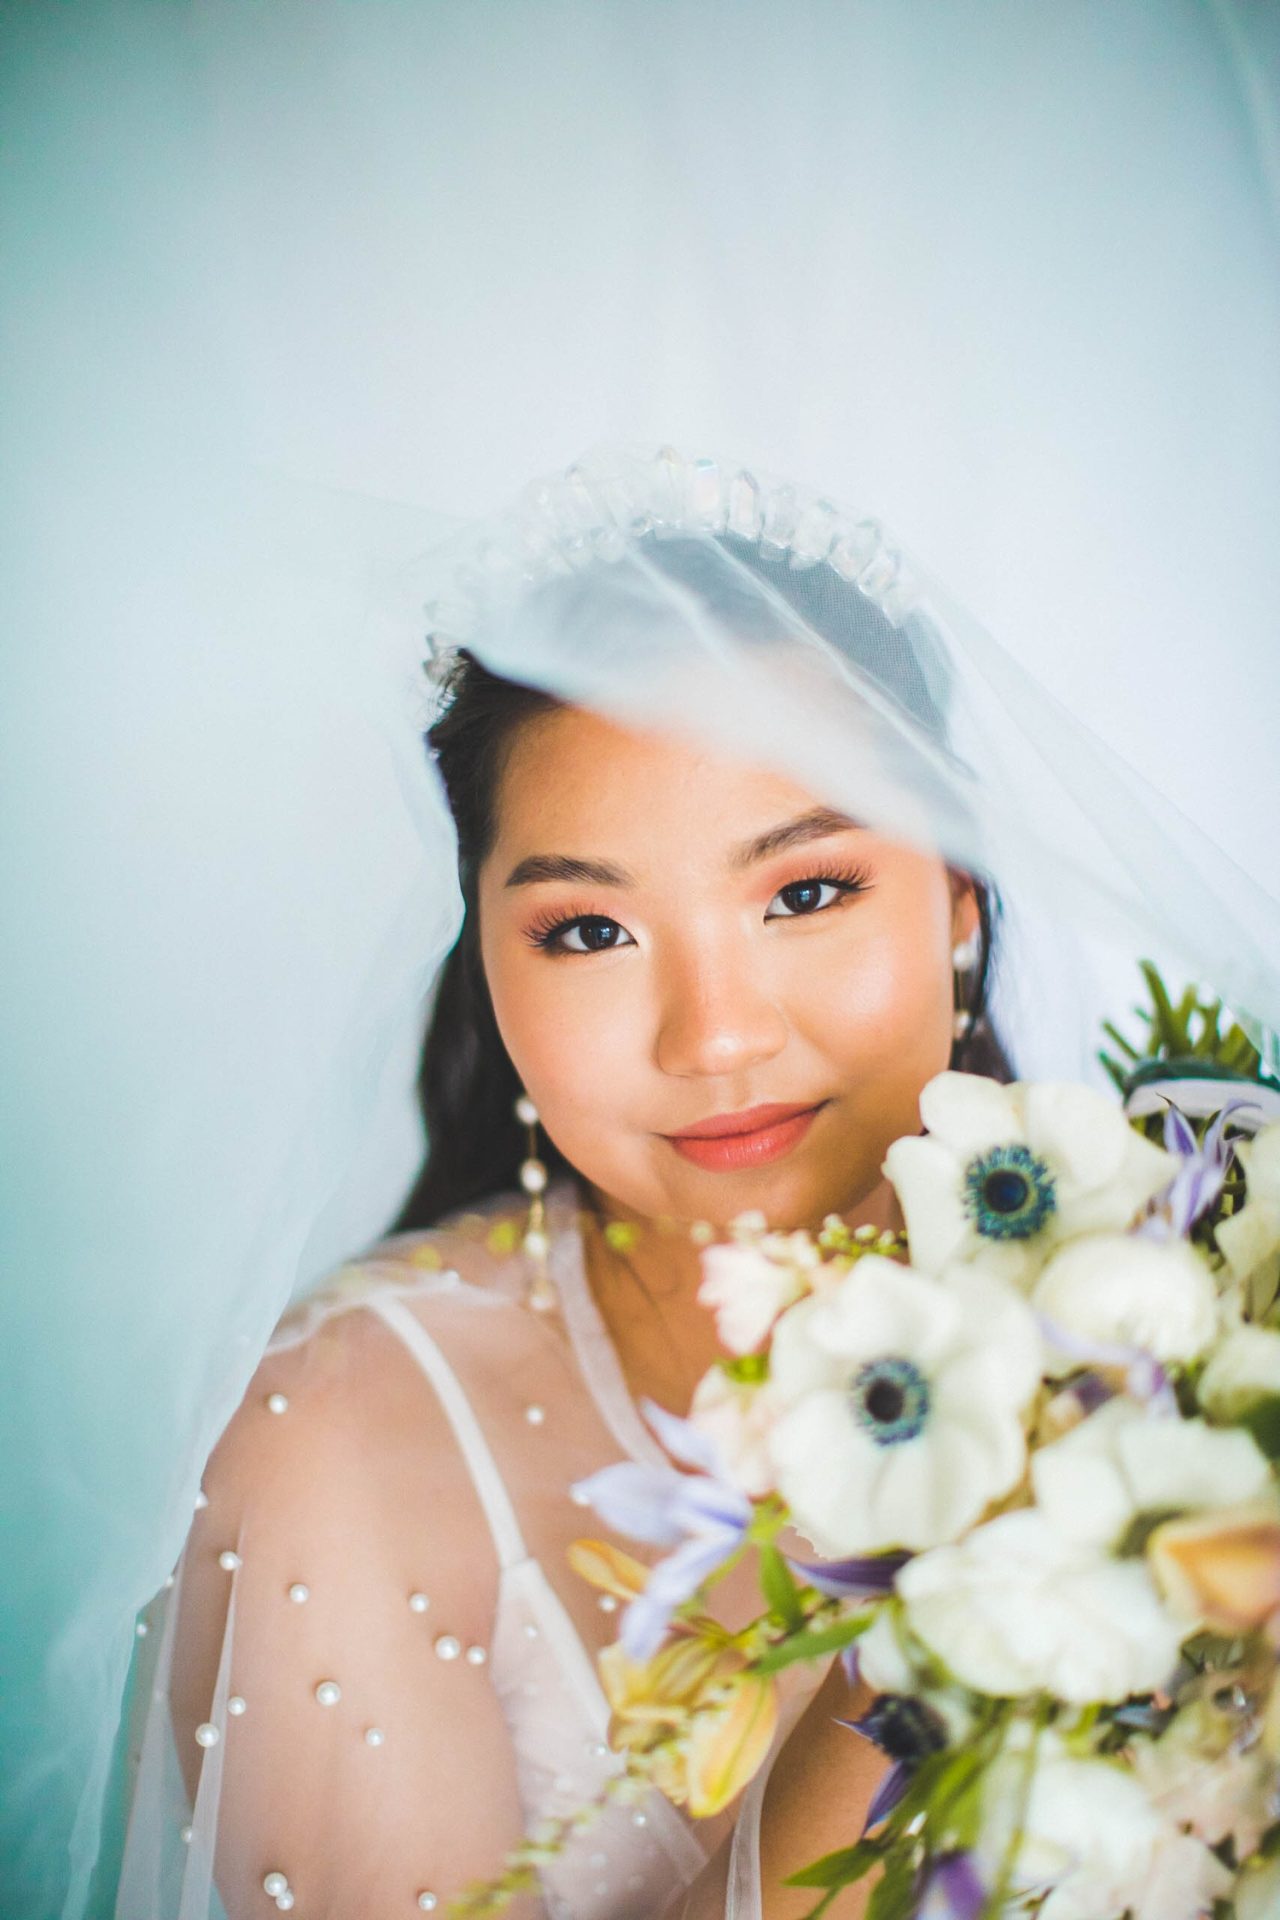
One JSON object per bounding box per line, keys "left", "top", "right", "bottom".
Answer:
{"left": 980, "top": 1700, "right": 1050, "bottom": 1920}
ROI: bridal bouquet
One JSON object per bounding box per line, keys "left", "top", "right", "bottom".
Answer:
{"left": 561, "top": 976, "right": 1280, "bottom": 1919}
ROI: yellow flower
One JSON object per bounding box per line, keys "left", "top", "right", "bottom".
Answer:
{"left": 567, "top": 1538, "right": 652, "bottom": 1603}
{"left": 684, "top": 1671, "right": 778, "bottom": 1816}
{"left": 596, "top": 1634, "right": 778, "bottom": 1815}
{"left": 1147, "top": 1501, "right": 1280, "bottom": 1634}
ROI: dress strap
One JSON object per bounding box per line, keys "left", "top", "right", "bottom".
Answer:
{"left": 367, "top": 1294, "right": 530, "bottom": 1573}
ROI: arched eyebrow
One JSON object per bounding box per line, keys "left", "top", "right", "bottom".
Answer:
{"left": 504, "top": 853, "right": 632, "bottom": 888}
{"left": 503, "top": 807, "right": 863, "bottom": 890}
{"left": 729, "top": 806, "right": 866, "bottom": 869}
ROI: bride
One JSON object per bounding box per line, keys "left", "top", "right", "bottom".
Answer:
{"left": 116, "top": 447, "right": 1278, "bottom": 1920}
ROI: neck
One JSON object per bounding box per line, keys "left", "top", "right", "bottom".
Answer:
{"left": 578, "top": 1175, "right": 905, "bottom": 1417}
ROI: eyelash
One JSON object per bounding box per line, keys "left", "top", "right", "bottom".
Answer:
{"left": 524, "top": 863, "right": 875, "bottom": 955}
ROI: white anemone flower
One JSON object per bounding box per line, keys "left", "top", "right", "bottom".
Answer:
{"left": 1032, "top": 1397, "right": 1272, "bottom": 1551}
{"left": 883, "top": 1070, "right": 1174, "bottom": 1287}
{"left": 765, "top": 1255, "right": 1041, "bottom": 1555}
{"left": 1198, "top": 1321, "right": 1280, "bottom": 1418}
{"left": 976, "top": 1728, "right": 1232, "bottom": 1920}
{"left": 897, "top": 1508, "right": 1182, "bottom": 1703}
{"left": 1032, "top": 1231, "right": 1219, "bottom": 1365}
{"left": 1215, "top": 1121, "right": 1280, "bottom": 1312}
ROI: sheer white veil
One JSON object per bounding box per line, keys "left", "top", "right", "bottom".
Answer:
{"left": 4, "top": 7, "right": 1280, "bottom": 1920}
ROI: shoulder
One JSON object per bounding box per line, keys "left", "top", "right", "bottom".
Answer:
{"left": 266, "top": 1182, "right": 542, "bottom": 1356}
{"left": 190, "top": 1202, "right": 545, "bottom": 1657}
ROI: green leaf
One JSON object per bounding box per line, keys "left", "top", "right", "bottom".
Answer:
{"left": 866, "top": 1850, "right": 919, "bottom": 1920}
{"left": 1141, "top": 960, "right": 1188, "bottom": 1053}
{"left": 785, "top": 1838, "right": 884, "bottom": 1889}
{"left": 758, "top": 1543, "right": 805, "bottom": 1632}
{"left": 1097, "top": 1051, "right": 1127, "bottom": 1094}
{"left": 754, "top": 1610, "right": 872, "bottom": 1674}
{"left": 1238, "top": 1396, "right": 1280, "bottom": 1461}
{"left": 1193, "top": 999, "right": 1224, "bottom": 1056}
{"left": 1101, "top": 1021, "right": 1141, "bottom": 1061}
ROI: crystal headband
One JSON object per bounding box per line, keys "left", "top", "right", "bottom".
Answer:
{"left": 421, "top": 445, "right": 922, "bottom": 688}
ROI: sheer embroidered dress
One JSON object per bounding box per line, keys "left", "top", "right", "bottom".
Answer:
{"left": 118, "top": 1181, "right": 819, "bottom": 1920}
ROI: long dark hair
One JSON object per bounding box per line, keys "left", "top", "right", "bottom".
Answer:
{"left": 391, "top": 631, "right": 1015, "bottom": 1234}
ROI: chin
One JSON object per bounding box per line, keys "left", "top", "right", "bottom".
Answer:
{"left": 660, "top": 1157, "right": 875, "bottom": 1234}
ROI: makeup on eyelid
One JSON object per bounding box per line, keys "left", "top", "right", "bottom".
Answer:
{"left": 521, "top": 860, "right": 875, "bottom": 953}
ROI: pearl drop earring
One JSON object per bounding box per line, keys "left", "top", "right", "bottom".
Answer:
{"left": 515, "top": 1092, "right": 556, "bottom": 1312}
{"left": 951, "top": 933, "right": 981, "bottom": 1041}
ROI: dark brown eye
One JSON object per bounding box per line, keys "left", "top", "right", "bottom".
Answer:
{"left": 553, "top": 916, "right": 633, "bottom": 953}
{"left": 767, "top": 878, "right": 850, "bottom": 918}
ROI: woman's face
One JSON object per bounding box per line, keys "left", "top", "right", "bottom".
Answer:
{"left": 477, "top": 703, "right": 980, "bottom": 1231}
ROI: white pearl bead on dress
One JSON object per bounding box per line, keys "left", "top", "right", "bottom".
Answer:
{"left": 288, "top": 1582, "right": 310, "bottom": 1604}
{"left": 266, "top": 1392, "right": 290, "bottom": 1415}
{"left": 263, "top": 1872, "right": 288, "bottom": 1897}
{"left": 314, "top": 1679, "right": 342, "bottom": 1706}
{"left": 524, "top": 1403, "right": 545, "bottom": 1425}
{"left": 194, "top": 1488, "right": 209, "bottom": 1510}
{"left": 408, "top": 1590, "right": 430, "bottom": 1613}
{"left": 433, "top": 1634, "right": 461, "bottom": 1661}
{"left": 597, "top": 1593, "right": 618, "bottom": 1613}
{"left": 275, "top": 1895, "right": 294, "bottom": 1913}
{"left": 180, "top": 1825, "right": 193, "bottom": 1844}
{"left": 364, "top": 1726, "right": 385, "bottom": 1747}
{"left": 416, "top": 1894, "right": 438, "bottom": 1912}
{"left": 227, "top": 1695, "right": 246, "bottom": 1716}
{"left": 135, "top": 1620, "right": 148, "bottom": 1638}
{"left": 218, "top": 1549, "right": 242, "bottom": 1572}
{"left": 194, "top": 1723, "right": 219, "bottom": 1749}
{"left": 464, "top": 1644, "right": 487, "bottom": 1666}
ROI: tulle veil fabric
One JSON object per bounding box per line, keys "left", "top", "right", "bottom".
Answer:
{"left": 4, "top": 5, "right": 1280, "bottom": 1918}
{"left": 107, "top": 444, "right": 1280, "bottom": 1920}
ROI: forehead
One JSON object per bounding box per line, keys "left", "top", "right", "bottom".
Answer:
{"left": 490, "top": 702, "right": 829, "bottom": 855}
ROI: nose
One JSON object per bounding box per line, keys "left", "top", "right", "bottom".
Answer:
{"left": 652, "top": 941, "right": 789, "bottom": 1080}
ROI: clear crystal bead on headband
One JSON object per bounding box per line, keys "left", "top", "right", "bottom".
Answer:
{"left": 421, "top": 445, "right": 920, "bottom": 688}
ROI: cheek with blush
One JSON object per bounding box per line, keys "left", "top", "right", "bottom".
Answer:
{"left": 482, "top": 944, "right": 660, "bottom": 1195}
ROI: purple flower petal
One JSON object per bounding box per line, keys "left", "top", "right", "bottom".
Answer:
{"left": 668, "top": 1475, "right": 753, "bottom": 1537}
{"left": 1161, "top": 1101, "right": 1197, "bottom": 1159}
{"left": 860, "top": 1758, "right": 908, "bottom": 1831}
{"left": 785, "top": 1551, "right": 911, "bottom": 1598}
{"left": 620, "top": 1530, "right": 741, "bottom": 1659}
{"left": 918, "top": 1852, "right": 987, "bottom": 1920}
{"left": 639, "top": 1396, "right": 728, "bottom": 1478}
{"left": 571, "top": 1462, "right": 689, "bottom": 1546}
{"left": 1072, "top": 1370, "right": 1113, "bottom": 1413}
{"left": 1035, "top": 1312, "right": 1173, "bottom": 1407}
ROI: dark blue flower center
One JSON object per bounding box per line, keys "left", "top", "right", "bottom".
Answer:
{"left": 849, "top": 1356, "right": 930, "bottom": 1446}
{"left": 962, "top": 1142, "right": 1056, "bottom": 1241}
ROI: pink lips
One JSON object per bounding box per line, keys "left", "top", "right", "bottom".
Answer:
{"left": 664, "top": 1101, "right": 829, "bottom": 1172}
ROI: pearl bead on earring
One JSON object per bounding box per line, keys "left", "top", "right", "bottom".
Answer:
{"left": 951, "top": 933, "right": 980, "bottom": 1040}
{"left": 515, "top": 1092, "right": 556, "bottom": 1312}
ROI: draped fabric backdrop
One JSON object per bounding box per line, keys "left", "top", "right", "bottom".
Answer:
{"left": 2, "top": 5, "right": 1278, "bottom": 1916}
